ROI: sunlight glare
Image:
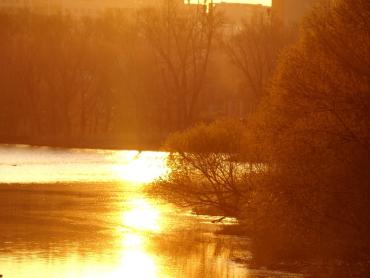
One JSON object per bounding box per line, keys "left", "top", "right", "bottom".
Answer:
{"left": 122, "top": 233, "right": 143, "bottom": 248}
{"left": 115, "top": 242, "right": 160, "bottom": 278}
{"left": 188, "top": 0, "right": 271, "bottom": 6}
{"left": 115, "top": 200, "right": 170, "bottom": 278}
{"left": 113, "top": 151, "right": 169, "bottom": 184}
{"left": 122, "top": 198, "right": 161, "bottom": 232}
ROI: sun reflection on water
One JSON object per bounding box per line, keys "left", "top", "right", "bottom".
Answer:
{"left": 112, "top": 151, "right": 171, "bottom": 277}
{"left": 122, "top": 198, "right": 162, "bottom": 232}
{"left": 116, "top": 198, "right": 169, "bottom": 278}
{"left": 112, "top": 151, "right": 169, "bottom": 184}
{"left": 114, "top": 233, "right": 160, "bottom": 278}
{"left": 115, "top": 249, "right": 159, "bottom": 278}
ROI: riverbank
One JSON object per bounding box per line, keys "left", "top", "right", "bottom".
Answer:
{"left": 195, "top": 210, "right": 369, "bottom": 278}
{"left": 0, "top": 133, "right": 165, "bottom": 151}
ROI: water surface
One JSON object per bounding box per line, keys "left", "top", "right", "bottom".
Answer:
{"left": 0, "top": 145, "right": 300, "bottom": 278}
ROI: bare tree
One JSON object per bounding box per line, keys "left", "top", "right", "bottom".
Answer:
{"left": 224, "top": 15, "right": 294, "bottom": 113}
{"left": 139, "top": 0, "right": 220, "bottom": 130}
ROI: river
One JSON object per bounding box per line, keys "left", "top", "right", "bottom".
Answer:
{"left": 0, "top": 145, "right": 301, "bottom": 278}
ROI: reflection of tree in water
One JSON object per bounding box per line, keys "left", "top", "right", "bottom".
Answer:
{"left": 148, "top": 228, "right": 251, "bottom": 278}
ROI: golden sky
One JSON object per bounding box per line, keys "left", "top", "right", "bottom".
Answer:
{"left": 189, "top": 0, "right": 272, "bottom": 6}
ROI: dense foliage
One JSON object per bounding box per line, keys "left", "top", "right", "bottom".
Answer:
{"left": 248, "top": 0, "right": 370, "bottom": 270}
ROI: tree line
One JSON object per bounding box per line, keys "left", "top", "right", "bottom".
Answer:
{"left": 0, "top": 1, "right": 290, "bottom": 149}
{"left": 150, "top": 0, "right": 370, "bottom": 276}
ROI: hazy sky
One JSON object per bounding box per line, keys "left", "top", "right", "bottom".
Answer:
{"left": 189, "top": 0, "right": 272, "bottom": 6}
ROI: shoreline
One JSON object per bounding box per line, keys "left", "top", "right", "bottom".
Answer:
{"left": 0, "top": 136, "right": 164, "bottom": 152}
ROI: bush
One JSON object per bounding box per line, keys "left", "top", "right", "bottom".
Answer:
{"left": 147, "top": 119, "right": 262, "bottom": 217}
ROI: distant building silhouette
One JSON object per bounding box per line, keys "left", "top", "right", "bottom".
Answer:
{"left": 214, "top": 3, "right": 270, "bottom": 27}
{"left": 272, "top": 0, "right": 316, "bottom": 24}
{"left": 272, "top": 0, "right": 333, "bottom": 24}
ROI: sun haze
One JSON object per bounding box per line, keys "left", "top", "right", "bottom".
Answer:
{"left": 189, "top": 0, "right": 272, "bottom": 6}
